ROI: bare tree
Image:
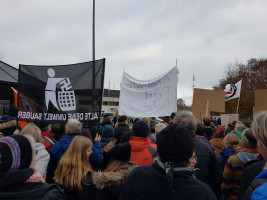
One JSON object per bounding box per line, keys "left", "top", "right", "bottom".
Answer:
{"left": 213, "top": 58, "right": 267, "bottom": 119}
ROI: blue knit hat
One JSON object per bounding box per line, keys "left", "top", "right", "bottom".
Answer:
{"left": 102, "top": 125, "right": 115, "bottom": 138}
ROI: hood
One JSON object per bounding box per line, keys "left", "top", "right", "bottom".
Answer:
{"left": 129, "top": 136, "right": 151, "bottom": 152}
{"left": 220, "top": 147, "right": 235, "bottom": 158}
{"left": 92, "top": 163, "right": 135, "bottom": 189}
{"left": 101, "top": 137, "right": 114, "bottom": 148}
{"left": 35, "top": 142, "right": 46, "bottom": 152}
{"left": 237, "top": 152, "right": 259, "bottom": 164}
{"left": 210, "top": 138, "right": 224, "bottom": 148}
{"left": 102, "top": 141, "right": 116, "bottom": 153}
{"left": 0, "top": 118, "right": 16, "bottom": 130}
{"left": 0, "top": 168, "right": 34, "bottom": 189}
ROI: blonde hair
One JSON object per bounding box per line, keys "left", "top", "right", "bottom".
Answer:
{"left": 54, "top": 136, "right": 93, "bottom": 190}
{"left": 22, "top": 123, "right": 44, "bottom": 143}
{"left": 252, "top": 111, "right": 267, "bottom": 148}
{"left": 155, "top": 123, "right": 166, "bottom": 133}
{"left": 223, "top": 134, "right": 240, "bottom": 148}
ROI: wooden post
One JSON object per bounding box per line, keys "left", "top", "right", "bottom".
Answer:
{"left": 236, "top": 97, "right": 240, "bottom": 114}
{"left": 205, "top": 99, "right": 210, "bottom": 118}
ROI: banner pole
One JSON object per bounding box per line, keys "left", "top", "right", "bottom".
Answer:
{"left": 236, "top": 79, "right": 242, "bottom": 114}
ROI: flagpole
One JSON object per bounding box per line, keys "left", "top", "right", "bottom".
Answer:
{"left": 92, "top": 0, "right": 96, "bottom": 90}
{"left": 236, "top": 79, "right": 242, "bottom": 114}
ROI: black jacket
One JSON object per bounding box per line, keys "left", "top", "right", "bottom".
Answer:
{"left": 63, "top": 172, "right": 96, "bottom": 200}
{"left": 192, "top": 134, "right": 222, "bottom": 199}
{"left": 239, "top": 159, "right": 265, "bottom": 199}
{"left": 119, "top": 160, "right": 216, "bottom": 200}
{"left": 115, "top": 123, "right": 130, "bottom": 142}
{"left": 0, "top": 168, "right": 64, "bottom": 200}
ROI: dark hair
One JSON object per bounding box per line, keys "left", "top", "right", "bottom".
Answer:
{"left": 203, "top": 117, "right": 211, "bottom": 126}
{"left": 195, "top": 123, "right": 205, "bottom": 136}
{"left": 101, "top": 117, "right": 113, "bottom": 126}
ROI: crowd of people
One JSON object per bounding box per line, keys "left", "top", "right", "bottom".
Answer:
{"left": 0, "top": 108, "right": 267, "bottom": 200}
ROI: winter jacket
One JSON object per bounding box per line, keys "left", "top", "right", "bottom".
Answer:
{"left": 0, "top": 115, "right": 18, "bottom": 136}
{"left": 93, "top": 162, "right": 135, "bottom": 200}
{"left": 47, "top": 134, "right": 103, "bottom": 177}
{"left": 221, "top": 149, "right": 259, "bottom": 200}
{"left": 63, "top": 172, "right": 96, "bottom": 200}
{"left": 239, "top": 159, "right": 265, "bottom": 199}
{"left": 129, "top": 136, "right": 157, "bottom": 166}
{"left": 0, "top": 168, "right": 64, "bottom": 200}
{"left": 35, "top": 142, "right": 50, "bottom": 180}
{"left": 241, "top": 166, "right": 267, "bottom": 200}
{"left": 120, "top": 130, "right": 133, "bottom": 143}
{"left": 119, "top": 160, "right": 216, "bottom": 200}
{"left": 218, "top": 147, "right": 236, "bottom": 171}
{"left": 205, "top": 126, "right": 214, "bottom": 141}
{"left": 41, "top": 131, "right": 55, "bottom": 151}
{"left": 115, "top": 123, "right": 130, "bottom": 143}
{"left": 250, "top": 169, "right": 267, "bottom": 200}
{"left": 192, "top": 135, "right": 222, "bottom": 199}
{"left": 210, "top": 137, "right": 224, "bottom": 157}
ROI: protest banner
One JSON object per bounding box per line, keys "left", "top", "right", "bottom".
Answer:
{"left": 17, "top": 59, "right": 105, "bottom": 123}
{"left": 119, "top": 66, "right": 179, "bottom": 117}
{"left": 192, "top": 88, "right": 225, "bottom": 121}
{"left": 254, "top": 89, "right": 267, "bottom": 114}
{"left": 221, "top": 114, "right": 239, "bottom": 126}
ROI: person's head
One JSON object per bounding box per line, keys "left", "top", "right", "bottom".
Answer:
{"left": 149, "top": 121, "right": 156, "bottom": 133}
{"left": 35, "top": 121, "right": 51, "bottom": 132}
{"left": 170, "top": 112, "right": 176, "bottom": 120}
{"left": 118, "top": 115, "right": 127, "bottom": 124}
{"left": 104, "top": 142, "right": 132, "bottom": 172}
{"left": 195, "top": 122, "right": 205, "bottom": 136}
{"left": 22, "top": 122, "right": 44, "bottom": 143}
{"left": 101, "top": 117, "right": 113, "bottom": 126}
{"left": 223, "top": 133, "right": 240, "bottom": 148}
{"left": 102, "top": 125, "right": 115, "bottom": 138}
{"left": 235, "top": 123, "right": 247, "bottom": 133}
{"left": 203, "top": 117, "right": 211, "bottom": 126}
{"left": 241, "top": 128, "right": 257, "bottom": 149}
{"left": 65, "top": 119, "right": 82, "bottom": 134}
{"left": 155, "top": 123, "right": 166, "bottom": 134}
{"left": 0, "top": 135, "right": 35, "bottom": 172}
{"left": 54, "top": 136, "right": 93, "bottom": 190}
{"left": 214, "top": 125, "right": 225, "bottom": 138}
{"left": 210, "top": 122, "right": 215, "bottom": 129}
{"left": 132, "top": 120, "right": 150, "bottom": 138}
{"left": 156, "top": 124, "right": 196, "bottom": 168}
{"left": 51, "top": 123, "right": 65, "bottom": 141}
{"left": 173, "top": 111, "right": 197, "bottom": 132}
{"left": 251, "top": 111, "right": 267, "bottom": 159}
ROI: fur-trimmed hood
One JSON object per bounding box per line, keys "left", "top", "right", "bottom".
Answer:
{"left": 92, "top": 163, "right": 135, "bottom": 189}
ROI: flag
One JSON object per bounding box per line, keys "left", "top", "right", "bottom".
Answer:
{"left": 17, "top": 59, "right": 105, "bottom": 123}
{"left": 224, "top": 79, "right": 242, "bottom": 101}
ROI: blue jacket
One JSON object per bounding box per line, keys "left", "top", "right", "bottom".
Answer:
{"left": 47, "top": 134, "right": 103, "bottom": 177}
{"left": 251, "top": 169, "right": 267, "bottom": 200}
{"left": 217, "top": 147, "right": 235, "bottom": 171}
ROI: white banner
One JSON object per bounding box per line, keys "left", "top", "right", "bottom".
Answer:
{"left": 119, "top": 66, "right": 179, "bottom": 117}
{"left": 224, "top": 79, "right": 242, "bottom": 101}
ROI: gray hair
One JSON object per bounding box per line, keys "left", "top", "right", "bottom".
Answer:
{"left": 173, "top": 111, "right": 197, "bottom": 131}
{"left": 66, "top": 119, "right": 82, "bottom": 134}
{"left": 251, "top": 111, "right": 267, "bottom": 148}
{"left": 155, "top": 123, "right": 166, "bottom": 133}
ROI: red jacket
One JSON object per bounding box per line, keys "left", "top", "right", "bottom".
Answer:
{"left": 129, "top": 136, "right": 157, "bottom": 166}
{"left": 41, "top": 131, "right": 55, "bottom": 152}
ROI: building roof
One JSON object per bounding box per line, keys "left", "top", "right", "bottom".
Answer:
{"left": 103, "top": 89, "right": 120, "bottom": 98}
{"left": 0, "top": 61, "right": 18, "bottom": 84}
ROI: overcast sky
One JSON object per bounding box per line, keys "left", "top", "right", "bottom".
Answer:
{"left": 1, "top": 0, "right": 267, "bottom": 105}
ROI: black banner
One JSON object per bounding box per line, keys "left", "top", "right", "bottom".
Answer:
{"left": 17, "top": 59, "right": 105, "bottom": 123}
